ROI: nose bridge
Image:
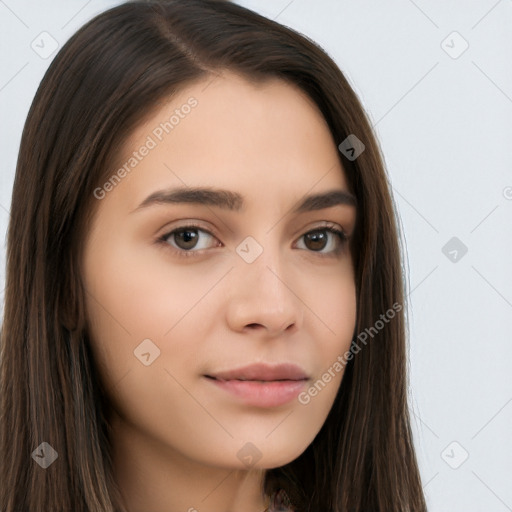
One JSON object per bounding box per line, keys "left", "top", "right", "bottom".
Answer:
{"left": 237, "top": 233, "right": 288, "bottom": 295}
{"left": 227, "top": 233, "right": 303, "bottom": 333}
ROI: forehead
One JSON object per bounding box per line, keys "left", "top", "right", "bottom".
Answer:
{"left": 108, "top": 70, "right": 350, "bottom": 213}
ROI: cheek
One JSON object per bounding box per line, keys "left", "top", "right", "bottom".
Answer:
{"left": 314, "top": 266, "right": 357, "bottom": 350}
{"left": 82, "top": 242, "right": 208, "bottom": 440}
{"left": 304, "top": 269, "right": 356, "bottom": 401}
{"left": 82, "top": 236, "right": 218, "bottom": 385}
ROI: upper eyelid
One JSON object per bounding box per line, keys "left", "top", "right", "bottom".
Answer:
{"left": 158, "top": 221, "right": 219, "bottom": 243}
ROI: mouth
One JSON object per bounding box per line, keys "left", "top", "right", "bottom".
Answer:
{"left": 203, "top": 363, "right": 310, "bottom": 407}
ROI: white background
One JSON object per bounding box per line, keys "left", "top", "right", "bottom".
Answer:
{"left": 1, "top": 1, "right": 511, "bottom": 511}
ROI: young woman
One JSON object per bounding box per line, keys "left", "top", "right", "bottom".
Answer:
{"left": 0, "top": 1, "right": 427, "bottom": 510}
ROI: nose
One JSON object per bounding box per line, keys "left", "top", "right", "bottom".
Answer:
{"left": 225, "top": 245, "right": 304, "bottom": 337}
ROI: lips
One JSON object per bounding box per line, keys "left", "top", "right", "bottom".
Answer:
{"left": 205, "top": 362, "right": 309, "bottom": 382}
{"left": 204, "top": 362, "right": 310, "bottom": 407}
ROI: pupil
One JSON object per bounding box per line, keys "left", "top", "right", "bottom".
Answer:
{"left": 176, "top": 229, "right": 198, "bottom": 249}
{"left": 306, "top": 230, "right": 326, "bottom": 251}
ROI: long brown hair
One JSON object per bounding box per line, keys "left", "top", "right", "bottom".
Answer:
{"left": 0, "top": 1, "right": 427, "bottom": 510}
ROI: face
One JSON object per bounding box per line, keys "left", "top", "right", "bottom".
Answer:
{"left": 82, "top": 71, "right": 357, "bottom": 473}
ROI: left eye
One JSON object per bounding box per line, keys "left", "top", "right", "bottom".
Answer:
{"left": 296, "top": 226, "right": 348, "bottom": 255}
{"left": 157, "top": 223, "right": 348, "bottom": 258}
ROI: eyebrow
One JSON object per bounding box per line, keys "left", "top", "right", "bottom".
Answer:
{"left": 130, "top": 186, "right": 357, "bottom": 215}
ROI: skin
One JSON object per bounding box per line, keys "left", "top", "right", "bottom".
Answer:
{"left": 82, "top": 70, "right": 357, "bottom": 512}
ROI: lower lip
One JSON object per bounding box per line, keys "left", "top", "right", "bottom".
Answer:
{"left": 206, "top": 377, "right": 308, "bottom": 407}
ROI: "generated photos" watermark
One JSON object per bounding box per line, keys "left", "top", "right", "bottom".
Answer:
{"left": 298, "top": 301, "right": 402, "bottom": 405}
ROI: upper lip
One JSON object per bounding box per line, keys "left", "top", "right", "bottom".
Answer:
{"left": 206, "top": 362, "right": 309, "bottom": 381}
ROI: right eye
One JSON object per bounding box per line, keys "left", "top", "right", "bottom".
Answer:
{"left": 157, "top": 223, "right": 222, "bottom": 258}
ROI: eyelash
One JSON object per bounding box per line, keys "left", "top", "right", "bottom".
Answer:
{"left": 156, "top": 222, "right": 349, "bottom": 259}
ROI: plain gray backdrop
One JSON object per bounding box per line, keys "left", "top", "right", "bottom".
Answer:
{"left": 0, "top": 1, "right": 511, "bottom": 511}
